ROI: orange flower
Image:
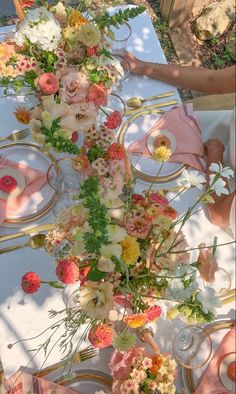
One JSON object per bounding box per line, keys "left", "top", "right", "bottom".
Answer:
{"left": 124, "top": 313, "right": 147, "bottom": 328}
{"left": 150, "top": 354, "right": 163, "bottom": 374}
{"left": 14, "top": 106, "right": 32, "bottom": 124}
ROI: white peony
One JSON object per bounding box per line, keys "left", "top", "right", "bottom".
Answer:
{"left": 15, "top": 7, "right": 61, "bottom": 52}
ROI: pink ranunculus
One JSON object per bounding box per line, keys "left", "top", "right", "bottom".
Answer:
{"left": 109, "top": 347, "right": 146, "bottom": 380}
{"left": 87, "top": 83, "right": 108, "bottom": 106}
{"left": 104, "top": 110, "right": 122, "bottom": 130}
{"left": 37, "top": 73, "right": 59, "bottom": 95}
{"left": 21, "top": 272, "right": 41, "bottom": 294}
{"left": 55, "top": 258, "right": 80, "bottom": 284}
{"left": 197, "top": 243, "right": 219, "bottom": 283}
{"left": 148, "top": 192, "right": 169, "bottom": 206}
{"left": 88, "top": 324, "right": 114, "bottom": 349}
{"left": 125, "top": 216, "right": 152, "bottom": 239}
{"left": 146, "top": 305, "right": 162, "bottom": 322}
{"left": 131, "top": 193, "right": 146, "bottom": 206}
{"left": 59, "top": 70, "right": 89, "bottom": 104}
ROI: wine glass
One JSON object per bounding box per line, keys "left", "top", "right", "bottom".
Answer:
{"left": 99, "top": 92, "right": 126, "bottom": 127}
{"left": 173, "top": 326, "right": 212, "bottom": 369}
{"left": 47, "top": 158, "right": 82, "bottom": 217}
{"left": 103, "top": 22, "right": 132, "bottom": 55}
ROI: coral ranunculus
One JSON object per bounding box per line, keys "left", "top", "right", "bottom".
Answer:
{"left": 108, "top": 143, "right": 125, "bottom": 160}
{"left": 37, "top": 72, "right": 59, "bottom": 95}
{"left": 21, "top": 272, "right": 41, "bottom": 294}
{"left": 88, "top": 83, "right": 108, "bottom": 107}
{"left": 124, "top": 313, "right": 147, "bottom": 328}
{"left": 55, "top": 258, "right": 80, "bottom": 284}
{"left": 88, "top": 324, "right": 114, "bottom": 348}
{"left": 146, "top": 305, "right": 162, "bottom": 322}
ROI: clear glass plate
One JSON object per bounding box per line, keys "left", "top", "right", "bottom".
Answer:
{"left": 0, "top": 143, "right": 58, "bottom": 225}
{"left": 118, "top": 109, "right": 186, "bottom": 183}
{"left": 57, "top": 369, "right": 112, "bottom": 393}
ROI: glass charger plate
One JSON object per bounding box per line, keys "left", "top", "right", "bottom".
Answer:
{"left": 0, "top": 142, "right": 59, "bottom": 225}
{"left": 118, "top": 108, "right": 186, "bottom": 183}
{"left": 55, "top": 368, "right": 112, "bottom": 393}
{"left": 182, "top": 319, "right": 236, "bottom": 394}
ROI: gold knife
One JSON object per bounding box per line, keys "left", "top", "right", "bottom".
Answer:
{"left": 124, "top": 99, "right": 178, "bottom": 116}
{"left": 0, "top": 223, "right": 55, "bottom": 242}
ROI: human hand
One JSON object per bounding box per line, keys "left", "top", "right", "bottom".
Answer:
{"left": 122, "top": 51, "right": 146, "bottom": 75}
{"left": 204, "top": 139, "right": 225, "bottom": 164}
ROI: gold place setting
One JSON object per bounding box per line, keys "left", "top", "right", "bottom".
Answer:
{"left": 0, "top": 1, "right": 235, "bottom": 394}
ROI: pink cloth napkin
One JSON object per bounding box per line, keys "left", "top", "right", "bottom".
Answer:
{"left": 0, "top": 157, "right": 47, "bottom": 223}
{"left": 128, "top": 104, "right": 206, "bottom": 171}
{"left": 194, "top": 327, "right": 236, "bottom": 394}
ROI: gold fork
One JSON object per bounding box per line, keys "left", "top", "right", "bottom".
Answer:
{"left": 34, "top": 346, "right": 98, "bottom": 378}
{"left": 0, "top": 128, "right": 30, "bottom": 142}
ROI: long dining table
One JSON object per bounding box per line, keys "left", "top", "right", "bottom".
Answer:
{"left": 0, "top": 5, "right": 235, "bottom": 393}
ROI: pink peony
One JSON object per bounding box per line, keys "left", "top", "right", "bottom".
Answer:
{"left": 60, "top": 70, "right": 89, "bottom": 104}
{"left": 104, "top": 110, "right": 122, "bottom": 130}
{"left": 109, "top": 347, "right": 146, "bottom": 380}
{"left": 146, "top": 305, "right": 162, "bottom": 321}
{"left": 21, "top": 272, "right": 41, "bottom": 294}
{"left": 148, "top": 192, "right": 168, "bottom": 206}
{"left": 87, "top": 83, "right": 108, "bottom": 106}
{"left": 55, "top": 258, "right": 80, "bottom": 284}
{"left": 37, "top": 73, "right": 59, "bottom": 95}
{"left": 88, "top": 324, "right": 114, "bottom": 348}
{"left": 125, "top": 216, "right": 152, "bottom": 239}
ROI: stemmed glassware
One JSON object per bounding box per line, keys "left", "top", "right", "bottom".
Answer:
{"left": 103, "top": 22, "right": 132, "bottom": 55}
{"left": 173, "top": 326, "right": 212, "bottom": 369}
{"left": 47, "top": 157, "right": 82, "bottom": 218}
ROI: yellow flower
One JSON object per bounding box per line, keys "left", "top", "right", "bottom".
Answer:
{"left": 77, "top": 23, "right": 101, "bottom": 47}
{"left": 153, "top": 146, "right": 171, "bottom": 162}
{"left": 120, "top": 235, "right": 140, "bottom": 265}
{"left": 124, "top": 313, "right": 147, "bottom": 328}
{"left": 68, "top": 10, "right": 89, "bottom": 28}
{"left": 14, "top": 106, "right": 32, "bottom": 124}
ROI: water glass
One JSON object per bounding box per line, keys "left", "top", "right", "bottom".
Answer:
{"left": 104, "top": 22, "right": 132, "bottom": 55}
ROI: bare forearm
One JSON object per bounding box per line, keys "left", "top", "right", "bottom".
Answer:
{"left": 136, "top": 61, "right": 235, "bottom": 94}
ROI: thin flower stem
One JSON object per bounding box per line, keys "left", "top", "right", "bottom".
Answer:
{"left": 156, "top": 240, "right": 236, "bottom": 257}
{"left": 168, "top": 187, "right": 186, "bottom": 203}
{"left": 147, "top": 161, "right": 165, "bottom": 194}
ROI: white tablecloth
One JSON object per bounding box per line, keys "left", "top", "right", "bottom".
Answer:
{"left": 0, "top": 7, "right": 235, "bottom": 393}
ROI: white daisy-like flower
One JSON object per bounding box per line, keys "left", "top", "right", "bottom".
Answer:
{"left": 209, "top": 162, "right": 234, "bottom": 179}
{"left": 179, "top": 169, "right": 206, "bottom": 190}
{"left": 107, "top": 224, "right": 127, "bottom": 243}
{"left": 196, "top": 287, "right": 222, "bottom": 314}
{"left": 209, "top": 175, "right": 229, "bottom": 196}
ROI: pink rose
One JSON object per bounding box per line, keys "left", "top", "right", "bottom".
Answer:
{"left": 37, "top": 73, "right": 59, "bottom": 95}
{"left": 59, "top": 71, "right": 89, "bottom": 104}
{"left": 87, "top": 83, "right": 108, "bottom": 106}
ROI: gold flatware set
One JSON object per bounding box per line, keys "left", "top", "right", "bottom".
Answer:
{"left": 124, "top": 99, "right": 178, "bottom": 116}
{"left": 0, "top": 128, "right": 30, "bottom": 142}
{"left": 126, "top": 90, "right": 177, "bottom": 109}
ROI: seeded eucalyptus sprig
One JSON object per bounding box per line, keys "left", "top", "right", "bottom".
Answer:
{"left": 94, "top": 6, "right": 146, "bottom": 29}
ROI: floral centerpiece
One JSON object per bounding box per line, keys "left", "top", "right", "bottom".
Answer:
{"left": 0, "top": 0, "right": 145, "bottom": 153}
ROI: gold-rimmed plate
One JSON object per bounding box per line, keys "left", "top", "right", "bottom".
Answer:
{"left": 182, "top": 319, "right": 236, "bottom": 393}
{"left": 0, "top": 142, "right": 59, "bottom": 225}
{"left": 118, "top": 108, "right": 186, "bottom": 183}
{"left": 55, "top": 368, "right": 112, "bottom": 393}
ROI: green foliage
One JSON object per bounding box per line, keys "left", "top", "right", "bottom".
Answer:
{"left": 40, "top": 118, "right": 80, "bottom": 155}
{"left": 95, "top": 6, "right": 146, "bottom": 29}
{"left": 87, "top": 265, "right": 108, "bottom": 281}
{"left": 87, "top": 145, "right": 105, "bottom": 162}
{"left": 178, "top": 296, "right": 215, "bottom": 323}
{"left": 79, "top": 177, "right": 110, "bottom": 256}
{"left": 211, "top": 49, "right": 232, "bottom": 69}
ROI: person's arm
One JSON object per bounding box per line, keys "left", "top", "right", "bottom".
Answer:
{"left": 123, "top": 52, "right": 236, "bottom": 94}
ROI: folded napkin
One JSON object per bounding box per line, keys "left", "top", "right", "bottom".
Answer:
{"left": 0, "top": 157, "right": 47, "bottom": 223}
{"left": 194, "top": 327, "right": 236, "bottom": 394}
{"left": 5, "top": 370, "right": 77, "bottom": 394}
{"left": 128, "top": 104, "right": 206, "bottom": 172}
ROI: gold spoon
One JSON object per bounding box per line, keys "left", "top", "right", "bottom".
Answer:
{"left": 126, "top": 90, "right": 176, "bottom": 109}
{"left": 0, "top": 234, "right": 46, "bottom": 254}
